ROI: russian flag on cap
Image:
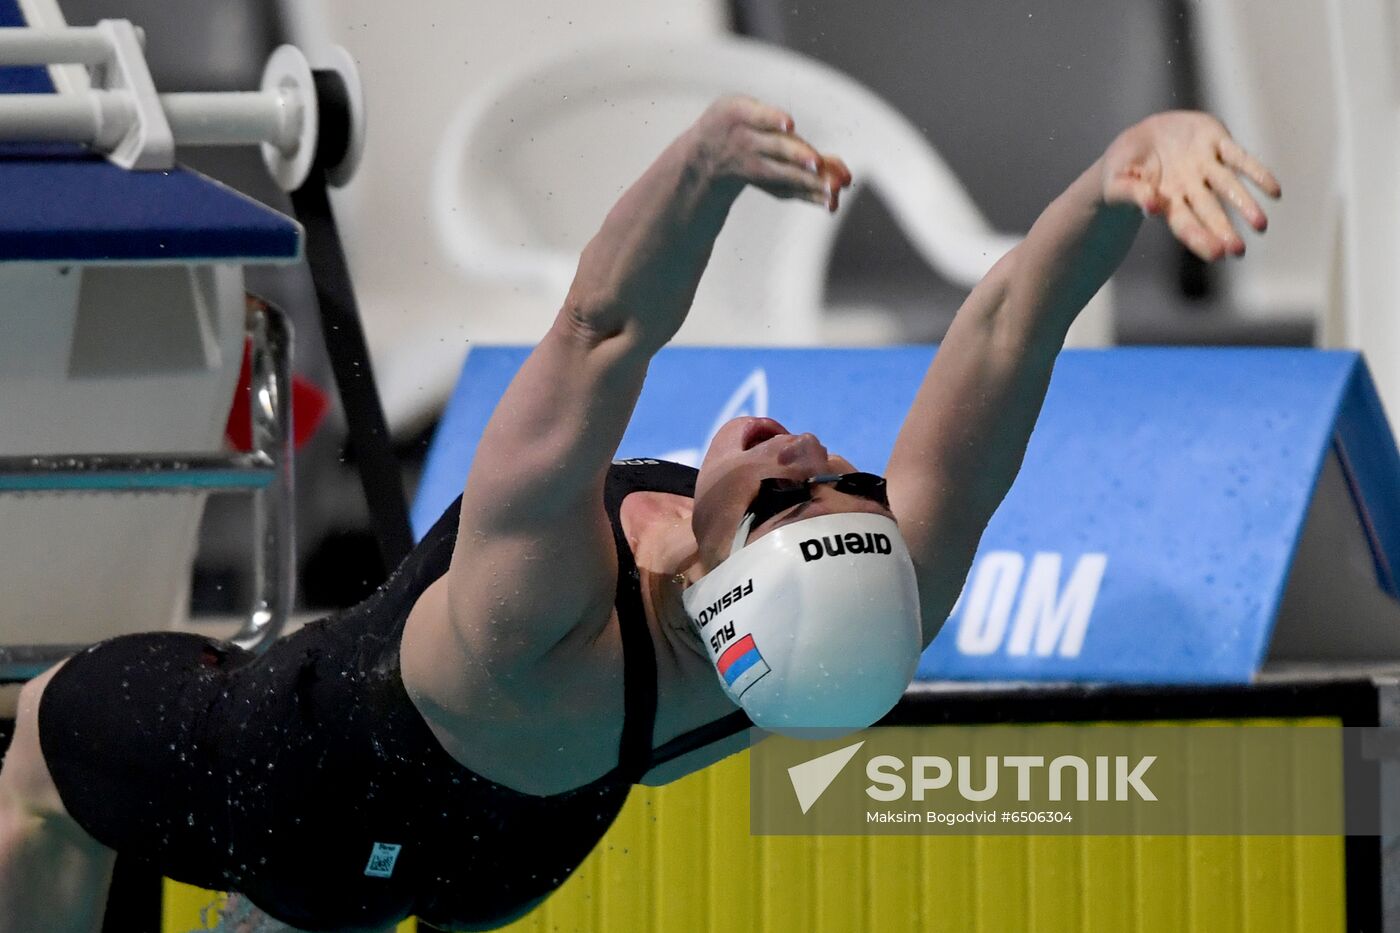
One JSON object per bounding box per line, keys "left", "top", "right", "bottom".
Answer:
{"left": 717, "top": 634, "right": 771, "bottom": 698}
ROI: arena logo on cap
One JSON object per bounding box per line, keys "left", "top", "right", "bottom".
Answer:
{"left": 799, "top": 532, "right": 893, "bottom": 563}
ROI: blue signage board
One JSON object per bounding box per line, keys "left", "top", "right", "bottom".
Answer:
{"left": 416, "top": 346, "right": 1400, "bottom": 685}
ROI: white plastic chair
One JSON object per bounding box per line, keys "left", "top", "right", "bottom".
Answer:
{"left": 1322, "top": 0, "right": 1400, "bottom": 435}
{"left": 279, "top": 0, "right": 728, "bottom": 433}
{"left": 1191, "top": 0, "right": 1336, "bottom": 325}
{"left": 432, "top": 35, "right": 1113, "bottom": 352}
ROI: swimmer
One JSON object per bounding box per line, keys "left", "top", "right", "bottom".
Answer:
{"left": 0, "top": 96, "right": 1278, "bottom": 932}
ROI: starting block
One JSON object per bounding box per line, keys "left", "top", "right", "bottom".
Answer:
{"left": 0, "top": 0, "right": 301, "bottom": 664}
{"left": 418, "top": 346, "right": 1400, "bottom": 685}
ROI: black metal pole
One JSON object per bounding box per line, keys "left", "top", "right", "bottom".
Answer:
{"left": 291, "top": 173, "right": 414, "bottom": 572}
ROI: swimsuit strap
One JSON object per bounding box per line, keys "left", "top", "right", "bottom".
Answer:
{"left": 605, "top": 464, "right": 663, "bottom": 782}
{"left": 604, "top": 460, "right": 754, "bottom": 780}
{"left": 614, "top": 558, "right": 659, "bottom": 782}
{"left": 646, "top": 710, "right": 753, "bottom": 768}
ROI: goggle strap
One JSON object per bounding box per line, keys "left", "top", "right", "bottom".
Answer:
{"left": 735, "top": 473, "right": 887, "bottom": 554}
{"left": 731, "top": 512, "right": 758, "bottom": 557}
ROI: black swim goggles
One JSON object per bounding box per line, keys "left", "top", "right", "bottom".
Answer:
{"left": 744, "top": 472, "right": 890, "bottom": 531}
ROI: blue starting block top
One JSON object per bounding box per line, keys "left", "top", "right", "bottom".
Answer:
{"left": 417, "top": 346, "right": 1400, "bottom": 686}
{"left": 0, "top": 1, "right": 300, "bottom": 263}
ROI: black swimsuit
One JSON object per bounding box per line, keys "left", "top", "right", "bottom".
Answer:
{"left": 37, "top": 460, "right": 745, "bottom": 931}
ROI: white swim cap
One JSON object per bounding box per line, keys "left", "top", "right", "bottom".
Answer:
{"left": 682, "top": 511, "right": 922, "bottom": 733}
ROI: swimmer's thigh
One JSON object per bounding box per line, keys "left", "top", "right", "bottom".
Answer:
{"left": 36, "top": 631, "right": 253, "bottom": 888}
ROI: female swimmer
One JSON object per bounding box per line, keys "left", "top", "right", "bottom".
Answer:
{"left": 0, "top": 96, "right": 1278, "bottom": 932}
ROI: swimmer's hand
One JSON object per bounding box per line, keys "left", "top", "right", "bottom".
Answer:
{"left": 1099, "top": 111, "right": 1281, "bottom": 262}
{"left": 565, "top": 94, "right": 850, "bottom": 350}
{"left": 690, "top": 95, "right": 852, "bottom": 212}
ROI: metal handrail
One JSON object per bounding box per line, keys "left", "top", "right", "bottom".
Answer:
{"left": 238, "top": 299, "right": 295, "bottom": 652}
{"left": 0, "top": 452, "right": 274, "bottom": 492}
{"left": 0, "top": 298, "right": 295, "bottom": 680}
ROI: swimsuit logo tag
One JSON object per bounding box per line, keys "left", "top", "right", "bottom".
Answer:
{"left": 364, "top": 842, "right": 402, "bottom": 878}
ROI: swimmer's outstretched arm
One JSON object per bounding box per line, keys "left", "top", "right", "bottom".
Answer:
{"left": 884, "top": 112, "right": 1281, "bottom": 646}
{"left": 419, "top": 99, "right": 848, "bottom": 686}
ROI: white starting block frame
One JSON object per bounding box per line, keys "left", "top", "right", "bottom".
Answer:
{"left": 0, "top": 300, "right": 293, "bottom": 680}
{"left": 0, "top": 0, "right": 350, "bottom": 680}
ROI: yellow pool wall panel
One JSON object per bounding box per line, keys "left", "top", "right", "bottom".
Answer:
{"left": 499, "top": 742, "right": 1345, "bottom": 932}
{"left": 161, "top": 719, "right": 1347, "bottom": 933}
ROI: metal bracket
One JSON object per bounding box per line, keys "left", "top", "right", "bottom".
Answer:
{"left": 90, "top": 18, "right": 172, "bottom": 170}
{"left": 0, "top": 23, "right": 363, "bottom": 190}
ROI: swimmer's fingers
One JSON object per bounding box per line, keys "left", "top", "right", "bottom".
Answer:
{"left": 817, "top": 156, "right": 853, "bottom": 211}
{"left": 749, "top": 129, "right": 825, "bottom": 176}
{"left": 717, "top": 94, "right": 795, "bottom": 134}
{"left": 746, "top": 134, "right": 852, "bottom": 210}
{"left": 1164, "top": 193, "right": 1228, "bottom": 262}
{"left": 820, "top": 154, "right": 853, "bottom": 190}
{"left": 1206, "top": 161, "right": 1269, "bottom": 232}
{"left": 694, "top": 95, "right": 850, "bottom": 209}
{"left": 750, "top": 131, "right": 851, "bottom": 190}
{"left": 1185, "top": 181, "right": 1245, "bottom": 256}
{"left": 1217, "top": 136, "right": 1282, "bottom": 200}
{"left": 748, "top": 152, "right": 840, "bottom": 209}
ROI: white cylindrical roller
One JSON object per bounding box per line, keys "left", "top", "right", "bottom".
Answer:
{"left": 160, "top": 91, "right": 302, "bottom": 152}
{"left": 0, "top": 91, "right": 133, "bottom": 149}
{"left": 0, "top": 91, "right": 297, "bottom": 151}
{"left": 259, "top": 45, "right": 318, "bottom": 191}
{"left": 0, "top": 27, "right": 119, "bottom": 67}
{"left": 0, "top": 95, "right": 97, "bottom": 140}
{"left": 0, "top": 34, "right": 347, "bottom": 191}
